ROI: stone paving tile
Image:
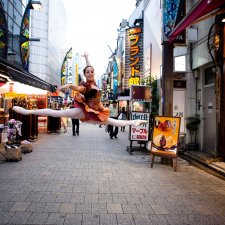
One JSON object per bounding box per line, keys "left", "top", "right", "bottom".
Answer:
{"left": 55, "top": 193, "right": 71, "bottom": 203}
{"left": 148, "top": 214, "right": 169, "bottom": 225}
{"left": 40, "top": 193, "right": 58, "bottom": 202}
{"left": 64, "top": 213, "right": 82, "bottom": 225}
{"left": 27, "top": 212, "right": 49, "bottom": 224}
{"left": 43, "top": 202, "right": 61, "bottom": 213}
{"left": 7, "top": 211, "right": 32, "bottom": 224}
{"left": 10, "top": 201, "right": 31, "bottom": 212}
{"left": 132, "top": 214, "right": 153, "bottom": 225}
{"left": 98, "top": 193, "right": 114, "bottom": 204}
{"left": 116, "top": 213, "right": 135, "bottom": 225}
{"left": 82, "top": 213, "right": 100, "bottom": 225}
{"left": 10, "top": 192, "right": 30, "bottom": 201}
{"left": 59, "top": 203, "right": 76, "bottom": 214}
{"left": 0, "top": 211, "right": 15, "bottom": 224}
{"left": 107, "top": 203, "right": 123, "bottom": 214}
{"left": 122, "top": 204, "right": 139, "bottom": 214}
{"left": 45, "top": 212, "right": 66, "bottom": 225}
{"left": 0, "top": 201, "right": 15, "bottom": 212}
{"left": 112, "top": 194, "right": 127, "bottom": 204}
{"left": 25, "top": 192, "right": 44, "bottom": 202}
{"left": 92, "top": 203, "right": 108, "bottom": 214}
{"left": 75, "top": 203, "right": 92, "bottom": 213}
{"left": 100, "top": 213, "right": 117, "bottom": 225}
{"left": 70, "top": 193, "right": 85, "bottom": 203}
{"left": 84, "top": 193, "right": 99, "bottom": 203}
{"left": 0, "top": 192, "right": 15, "bottom": 201}
{"left": 26, "top": 202, "right": 46, "bottom": 212}
{"left": 136, "top": 204, "right": 154, "bottom": 214}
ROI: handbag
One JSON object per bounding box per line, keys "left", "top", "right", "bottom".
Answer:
{"left": 118, "top": 113, "right": 123, "bottom": 120}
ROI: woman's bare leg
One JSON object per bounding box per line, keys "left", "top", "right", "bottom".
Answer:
{"left": 12, "top": 106, "right": 85, "bottom": 119}
{"left": 106, "top": 118, "right": 147, "bottom": 127}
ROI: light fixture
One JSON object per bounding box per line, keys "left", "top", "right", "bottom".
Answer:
{"left": 30, "top": 1, "right": 42, "bottom": 10}
{"left": 222, "top": 18, "right": 225, "bottom": 23}
{"left": 29, "top": 38, "right": 40, "bottom": 42}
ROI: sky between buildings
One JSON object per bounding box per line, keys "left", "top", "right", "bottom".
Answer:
{"left": 64, "top": 0, "right": 136, "bottom": 79}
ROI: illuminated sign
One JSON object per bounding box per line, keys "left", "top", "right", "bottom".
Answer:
{"left": 125, "top": 25, "right": 143, "bottom": 89}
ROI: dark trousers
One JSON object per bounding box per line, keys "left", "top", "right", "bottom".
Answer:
{"left": 108, "top": 117, "right": 118, "bottom": 138}
{"left": 71, "top": 119, "right": 79, "bottom": 135}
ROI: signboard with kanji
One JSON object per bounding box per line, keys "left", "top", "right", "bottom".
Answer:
{"left": 130, "top": 112, "right": 150, "bottom": 141}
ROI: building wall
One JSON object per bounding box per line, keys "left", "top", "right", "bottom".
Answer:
{"left": 29, "top": 0, "right": 68, "bottom": 86}
{"left": 143, "top": 0, "right": 162, "bottom": 79}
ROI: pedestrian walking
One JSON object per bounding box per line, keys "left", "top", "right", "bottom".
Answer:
{"left": 13, "top": 52, "right": 147, "bottom": 130}
{"left": 119, "top": 106, "right": 127, "bottom": 132}
{"left": 108, "top": 100, "right": 119, "bottom": 139}
{"left": 70, "top": 105, "right": 79, "bottom": 136}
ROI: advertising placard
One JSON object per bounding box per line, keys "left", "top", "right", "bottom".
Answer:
{"left": 130, "top": 112, "right": 150, "bottom": 141}
{"left": 151, "top": 116, "right": 181, "bottom": 152}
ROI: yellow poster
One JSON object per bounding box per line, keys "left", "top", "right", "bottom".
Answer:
{"left": 151, "top": 116, "right": 181, "bottom": 152}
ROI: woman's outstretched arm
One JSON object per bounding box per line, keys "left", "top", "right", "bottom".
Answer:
{"left": 57, "top": 83, "right": 85, "bottom": 93}
{"left": 83, "top": 52, "right": 91, "bottom": 66}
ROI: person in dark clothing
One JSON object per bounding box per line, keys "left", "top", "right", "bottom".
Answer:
{"left": 72, "top": 118, "right": 79, "bottom": 136}
{"left": 70, "top": 105, "right": 79, "bottom": 136}
{"left": 108, "top": 100, "right": 119, "bottom": 139}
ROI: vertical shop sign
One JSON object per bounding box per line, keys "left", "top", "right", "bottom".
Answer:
{"left": 125, "top": 25, "right": 143, "bottom": 89}
{"left": 67, "top": 59, "right": 73, "bottom": 84}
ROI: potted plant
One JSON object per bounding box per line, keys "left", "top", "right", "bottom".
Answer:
{"left": 4, "top": 119, "right": 22, "bottom": 161}
{"left": 186, "top": 115, "right": 201, "bottom": 150}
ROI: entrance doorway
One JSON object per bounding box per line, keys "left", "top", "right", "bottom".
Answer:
{"left": 203, "top": 67, "right": 216, "bottom": 155}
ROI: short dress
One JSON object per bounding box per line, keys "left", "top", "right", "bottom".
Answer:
{"left": 73, "top": 81, "right": 110, "bottom": 123}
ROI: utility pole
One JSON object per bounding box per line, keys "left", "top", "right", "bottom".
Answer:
{"left": 161, "top": 41, "right": 173, "bottom": 116}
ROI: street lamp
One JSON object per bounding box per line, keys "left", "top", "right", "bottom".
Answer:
{"left": 19, "top": 0, "right": 42, "bottom": 71}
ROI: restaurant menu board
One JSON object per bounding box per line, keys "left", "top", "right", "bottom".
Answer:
{"left": 130, "top": 112, "right": 150, "bottom": 141}
{"left": 151, "top": 116, "right": 181, "bottom": 152}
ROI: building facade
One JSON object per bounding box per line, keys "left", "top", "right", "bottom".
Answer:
{"left": 29, "top": 0, "right": 68, "bottom": 86}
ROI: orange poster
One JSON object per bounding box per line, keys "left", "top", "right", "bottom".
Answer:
{"left": 151, "top": 116, "right": 181, "bottom": 152}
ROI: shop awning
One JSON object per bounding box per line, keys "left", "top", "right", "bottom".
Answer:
{"left": 0, "top": 58, "right": 54, "bottom": 92}
{"left": 169, "top": 0, "right": 225, "bottom": 43}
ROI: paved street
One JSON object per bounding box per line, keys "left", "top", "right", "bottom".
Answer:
{"left": 0, "top": 123, "right": 225, "bottom": 225}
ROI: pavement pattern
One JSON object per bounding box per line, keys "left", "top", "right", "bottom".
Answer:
{"left": 0, "top": 123, "right": 225, "bottom": 225}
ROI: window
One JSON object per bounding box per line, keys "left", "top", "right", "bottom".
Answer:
{"left": 205, "top": 67, "right": 215, "bottom": 85}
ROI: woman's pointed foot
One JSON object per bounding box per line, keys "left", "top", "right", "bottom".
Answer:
{"left": 132, "top": 120, "right": 148, "bottom": 126}
{"left": 12, "top": 106, "right": 30, "bottom": 115}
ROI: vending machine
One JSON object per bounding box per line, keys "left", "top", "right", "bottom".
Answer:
{"left": 127, "top": 85, "right": 151, "bottom": 154}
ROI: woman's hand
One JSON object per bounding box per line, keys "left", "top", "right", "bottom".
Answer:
{"left": 82, "top": 51, "right": 88, "bottom": 59}
{"left": 57, "top": 84, "right": 69, "bottom": 92}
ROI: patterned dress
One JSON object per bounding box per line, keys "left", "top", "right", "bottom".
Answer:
{"left": 73, "top": 81, "right": 110, "bottom": 123}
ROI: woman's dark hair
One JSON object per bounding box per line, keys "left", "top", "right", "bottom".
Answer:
{"left": 83, "top": 65, "right": 94, "bottom": 74}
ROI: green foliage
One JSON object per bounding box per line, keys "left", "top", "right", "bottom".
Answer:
{"left": 186, "top": 115, "right": 201, "bottom": 143}
{"left": 141, "top": 75, "right": 160, "bottom": 137}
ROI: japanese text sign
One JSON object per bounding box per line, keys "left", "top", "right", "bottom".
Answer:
{"left": 130, "top": 112, "right": 150, "bottom": 141}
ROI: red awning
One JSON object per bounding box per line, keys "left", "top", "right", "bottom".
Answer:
{"left": 169, "top": 0, "right": 225, "bottom": 43}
